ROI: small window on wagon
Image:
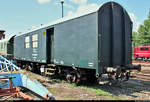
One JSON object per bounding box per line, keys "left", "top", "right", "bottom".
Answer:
{"left": 25, "top": 36, "right": 30, "bottom": 48}
{"left": 32, "top": 34, "right": 38, "bottom": 48}
{"left": 145, "top": 47, "right": 149, "bottom": 51}
{"left": 140, "top": 47, "right": 149, "bottom": 51}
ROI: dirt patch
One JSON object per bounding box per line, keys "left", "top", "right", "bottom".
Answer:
{"left": 43, "top": 79, "right": 150, "bottom": 100}
{"left": 3, "top": 66, "right": 149, "bottom": 100}
{"left": 47, "top": 83, "right": 116, "bottom": 100}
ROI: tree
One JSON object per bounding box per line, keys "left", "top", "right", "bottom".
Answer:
{"left": 132, "top": 31, "right": 140, "bottom": 46}
{"left": 134, "top": 10, "right": 150, "bottom": 46}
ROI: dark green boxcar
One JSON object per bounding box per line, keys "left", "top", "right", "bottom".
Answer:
{"left": 53, "top": 2, "right": 132, "bottom": 75}
{"left": 14, "top": 2, "right": 140, "bottom": 78}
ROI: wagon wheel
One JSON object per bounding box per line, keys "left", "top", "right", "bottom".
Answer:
{"left": 66, "top": 72, "right": 76, "bottom": 83}
{"left": 75, "top": 71, "right": 81, "bottom": 85}
{"left": 55, "top": 66, "right": 62, "bottom": 75}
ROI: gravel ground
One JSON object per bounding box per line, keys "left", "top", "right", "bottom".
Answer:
{"left": 1, "top": 64, "right": 150, "bottom": 100}
{"left": 24, "top": 68, "right": 150, "bottom": 100}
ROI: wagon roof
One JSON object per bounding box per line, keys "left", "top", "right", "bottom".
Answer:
{"left": 0, "top": 34, "right": 16, "bottom": 43}
{"left": 16, "top": 4, "right": 101, "bottom": 37}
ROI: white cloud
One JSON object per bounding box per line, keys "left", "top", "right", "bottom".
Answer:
{"left": 68, "top": 0, "right": 99, "bottom": 16}
{"left": 67, "top": 2, "right": 140, "bottom": 32}
{"left": 54, "top": 2, "right": 74, "bottom": 9}
{"left": 64, "top": 3, "right": 75, "bottom": 9}
{"left": 69, "top": 0, "right": 87, "bottom": 5}
{"left": 37, "top": 0, "right": 51, "bottom": 4}
{"left": 77, "top": 3, "right": 99, "bottom": 14}
{"left": 68, "top": 11, "right": 74, "bottom": 16}
{"left": 31, "top": 25, "right": 37, "bottom": 30}
{"left": 129, "top": 13, "right": 141, "bottom": 32}
{"left": 67, "top": 3, "right": 99, "bottom": 17}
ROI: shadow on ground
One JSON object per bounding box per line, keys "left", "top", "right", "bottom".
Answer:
{"left": 79, "top": 79, "right": 150, "bottom": 99}
{"left": 45, "top": 75, "right": 150, "bottom": 100}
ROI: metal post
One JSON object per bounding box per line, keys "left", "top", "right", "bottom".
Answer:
{"left": 61, "top": 0, "right": 64, "bottom": 18}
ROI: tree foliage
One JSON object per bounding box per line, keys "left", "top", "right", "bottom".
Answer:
{"left": 132, "top": 10, "right": 150, "bottom": 46}
{"left": 132, "top": 31, "right": 139, "bottom": 46}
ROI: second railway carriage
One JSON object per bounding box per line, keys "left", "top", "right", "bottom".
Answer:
{"left": 14, "top": 2, "right": 141, "bottom": 84}
{"left": 133, "top": 46, "right": 150, "bottom": 60}
{"left": 0, "top": 35, "right": 15, "bottom": 59}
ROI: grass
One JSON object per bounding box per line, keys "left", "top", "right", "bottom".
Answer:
{"left": 70, "top": 83, "right": 77, "bottom": 88}
{"left": 63, "top": 95, "right": 77, "bottom": 100}
{"left": 48, "top": 88, "right": 60, "bottom": 95}
{"left": 61, "top": 80, "right": 67, "bottom": 83}
{"left": 47, "top": 80, "right": 124, "bottom": 100}
{"left": 79, "top": 86, "right": 113, "bottom": 97}
{"left": 122, "top": 83, "right": 137, "bottom": 90}
{"left": 85, "top": 86, "right": 121, "bottom": 100}
{"left": 69, "top": 83, "right": 121, "bottom": 100}
{"left": 64, "top": 95, "right": 70, "bottom": 98}
{"left": 126, "top": 84, "right": 137, "bottom": 89}
{"left": 48, "top": 78, "right": 66, "bottom": 84}
{"left": 71, "top": 98, "right": 77, "bottom": 100}
{"left": 64, "top": 95, "right": 77, "bottom": 100}
{"left": 95, "top": 89, "right": 111, "bottom": 96}
{"left": 46, "top": 78, "right": 126, "bottom": 100}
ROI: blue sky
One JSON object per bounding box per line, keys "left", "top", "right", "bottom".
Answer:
{"left": 0, "top": 0, "right": 150, "bottom": 35}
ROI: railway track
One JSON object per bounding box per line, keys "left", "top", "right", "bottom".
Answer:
{"left": 131, "top": 60, "right": 150, "bottom": 82}
{"left": 133, "top": 64, "right": 150, "bottom": 67}
{"left": 131, "top": 69, "right": 150, "bottom": 82}
{"left": 132, "top": 60, "right": 150, "bottom": 64}
{"left": 135, "top": 75, "right": 150, "bottom": 81}
{"left": 140, "top": 70, "right": 150, "bottom": 74}
{"left": 136, "top": 73, "right": 150, "bottom": 77}
{"left": 132, "top": 60, "right": 150, "bottom": 67}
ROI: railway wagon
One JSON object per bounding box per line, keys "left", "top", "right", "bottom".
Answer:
{"left": 133, "top": 46, "right": 150, "bottom": 60}
{"left": 0, "top": 35, "right": 15, "bottom": 59}
{"left": 14, "top": 2, "right": 141, "bottom": 84}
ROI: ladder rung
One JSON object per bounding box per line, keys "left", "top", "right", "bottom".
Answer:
{"left": 45, "top": 68, "right": 56, "bottom": 71}
{"left": 47, "top": 64, "right": 56, "bottom": 67}
{"left": 45, "top": 72, "right": 55, "bottom": 75}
